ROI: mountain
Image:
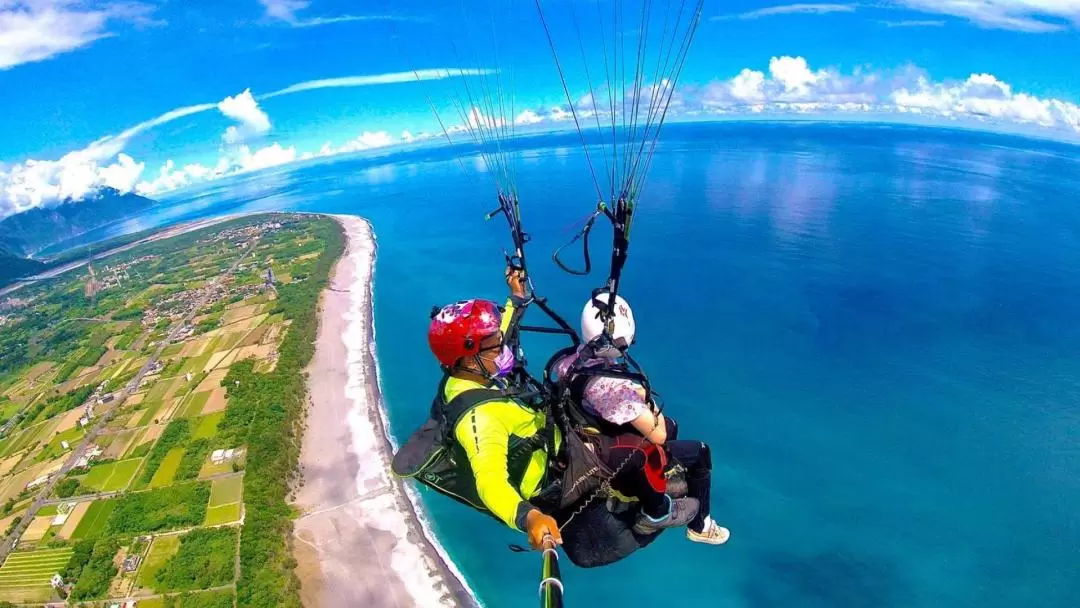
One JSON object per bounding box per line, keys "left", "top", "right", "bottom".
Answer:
{"left": 0, "top": 245, "right": 45, "bottom": 287}
{"left": 0, "top": 188, "right": 159, "bottom": 257}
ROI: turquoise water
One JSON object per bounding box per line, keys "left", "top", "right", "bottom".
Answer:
{"left": 102, "top": 123, "right": 1080, "bottom": 606}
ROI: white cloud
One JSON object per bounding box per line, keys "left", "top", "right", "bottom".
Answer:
{"left": 889, "top": 73, "right": 1061, "bottom": 126}
{"left": 218, "top": 89, "right": 271, "bottom": 143}
{"left": 895, "top": 0, "right": 1080, "bottom": 33}
{"left": 234, "top": 143, "right": 298, "bottom": 172}
{"left": 730, "top": 69, "right": 767, "bottom": 103}
{"left": 314, "top": 131, "right": 396, "bottom": 156}
{"left": 262, "top": 68, "right": 496, "bottom": 98}
{"left": 257, "top": 0, "right": 410, "bottom": 28}
{"left": 134, "top": 160, "right": 213, "bottom": 196}
{"left": 769, "top": 56, "right": 822, "bottom": 96}
{"left": 712, "top": 3, "right": 855, "bottom": 21}
{"left": 877, "top": 19, "right": 947, "bottom": 27}
{"left": 86, "top": 102, "right": 218, "bottom": 161}
{"left": 515, "top": 110, "right": 544, "bottom": 125}
{"left": 0, "top": 150, "right": 149, "bottom": 216}
{"left": 292, "top": 14, "right": 408, "bottom": 27}
{"left": 97, "top": 153, "right": 144, "bottom": 192}
{"left": 258, "top": 0, "right": 308, "bottom": 23}
{"left": 465, "top": 107, "right": 506, "bottom": 130}
{"left": 135, "top": 142, "right": 301, "bottom": 196}
{"left": 344, "top": 131, "right": 394, "bottom": 151}
{"left": 0, "top": 1, "right": 157, "bottom": 70}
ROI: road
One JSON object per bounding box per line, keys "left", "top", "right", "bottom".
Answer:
{"left": 0, "top": 239, "right": 256, "bottom": 564}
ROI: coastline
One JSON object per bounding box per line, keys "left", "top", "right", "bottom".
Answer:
{"left": 293, "top": 214, "right": 478, "bottom": 607}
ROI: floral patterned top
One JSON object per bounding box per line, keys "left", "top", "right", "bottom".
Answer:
{"left": 552, "top": 347, "right": 649, "bottom": 426}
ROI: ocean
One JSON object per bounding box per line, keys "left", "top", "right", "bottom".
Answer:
{"left": 78, "top": 123, "right": 1080, "bottom": 607}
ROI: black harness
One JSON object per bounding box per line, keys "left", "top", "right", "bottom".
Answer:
{"left": 391, "top": 374, "right": 565, "bottom": 522}
{"left": 548, "top": 340, "right": 661, "bottom": 434}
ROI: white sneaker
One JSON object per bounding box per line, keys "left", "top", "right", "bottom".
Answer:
{"left": 687, "top": 516, "right": 730, "bottom": 545}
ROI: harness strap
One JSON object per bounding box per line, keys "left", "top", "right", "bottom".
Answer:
{"left": 434, "top": 375, "right": 563, "bottom": 490}
{"left": 432, "top": 376, "right": 509, "bottom": 443}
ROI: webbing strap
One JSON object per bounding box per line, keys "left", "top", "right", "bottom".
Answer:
{"left": 432, "top": 376, "right": 507, "bottom": 443}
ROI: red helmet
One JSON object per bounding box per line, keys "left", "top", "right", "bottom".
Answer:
{"left": 428, "top": 299, "right": 503, "bottom": 367}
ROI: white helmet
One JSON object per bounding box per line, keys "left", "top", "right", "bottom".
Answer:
{"left": 581, "top": 292, "right": 635, "bottom": 350}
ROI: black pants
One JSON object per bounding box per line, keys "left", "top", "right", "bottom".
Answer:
{"left": 601, "top": 424, "right": 713, "bottom": 533}
{"left": 664, "top": 438, "right": 712, "bottom": 533}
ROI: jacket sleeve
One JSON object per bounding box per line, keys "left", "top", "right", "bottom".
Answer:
{"left": 454, "top": 402, "right": 536, "bottom": 531}
{"left": 501, "top": 296, "right": 520, "bottom": 335}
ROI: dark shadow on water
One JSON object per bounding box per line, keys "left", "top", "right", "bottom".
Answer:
{"left": 741, "top": 548, "right": 909, "bottom": 608}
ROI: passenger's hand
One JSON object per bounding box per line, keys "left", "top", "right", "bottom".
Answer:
{"left": 525, "top": 509, "right": 562, "bottom": 550}
{"left": 505, "top": 267, "right": 527, "bottom": 299}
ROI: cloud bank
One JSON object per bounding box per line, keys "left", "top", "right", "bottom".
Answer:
{"left": 0, "top": 67, "right": 491, "bottom": 216}
{"left": 691, "top": 56, "right": 1080, "bottom": 133}
{"left": 122, "top": 57, "right": 1080, "bottom": 199}
{"left": 3, "top": 57, "right": 1080, "bottom": 218}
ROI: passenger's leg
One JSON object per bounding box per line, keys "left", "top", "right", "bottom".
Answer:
{"left": 600, "top": 438, "right": 700, "bottom": 534}
{"left": 664, "top": 440, "right": 711, "bottom": 532}
{"left": 665, "top": 439, "right": 729, "bottom": 544}
{"left": 603, "top": 444, "right": 668, "bottom": 518}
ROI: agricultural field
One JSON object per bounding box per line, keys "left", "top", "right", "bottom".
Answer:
{"left": 205, "top": 475, "right": 243, "bottom": 526}
{"left": 81, "top": 458, "right": 142, "bottom": 492}
{"left": 137, "top": 534, "right": 180, "bottom": 591}
{"left": 0, "top": 214, "right": 338, "bottom": 606}
{"left": 70, "top": 498, "right": 117, "bottom": 540}
{"left": 149, "top": 448, "right": 186, "bottom": 488}
{"left": 193, "top": 412, "right": 224, "bottom": 439}
{"left": 0, "top": 547, "right": 73, "bottom": 603}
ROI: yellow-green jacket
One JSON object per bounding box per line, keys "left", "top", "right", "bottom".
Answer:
{"left": 447, "top": 298, "right": 562, "bottom": 531}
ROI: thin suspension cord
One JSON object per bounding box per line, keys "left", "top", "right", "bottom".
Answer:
{"left": 569, "top": 0, "right": 613, "bottom": 201}
{"left": 624, "top": 0, "right": 654, "bottom": 191}
{"left": 594, "top": 0, "right": 619, "bottom": 204}
{"left": 625, "top": 0, "right": 699, "bottom": 196}
{"left": 625, "top": 0, "right": 687, "bottom": 195}
{"left": 382, "top": 11, "right": 477, "bottom": 186}
{"left": 534, "top": 0, "right": 606, "bottom": 203}
{"left": 630, "top": 0, "right": 703, "bottom": 197}
{"left": 636, "top": 0, "right": 677, "bottom": 169}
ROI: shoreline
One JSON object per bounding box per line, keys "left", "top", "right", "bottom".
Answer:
{"left": 292, "top": 214, "right": 478, "bottom": 607}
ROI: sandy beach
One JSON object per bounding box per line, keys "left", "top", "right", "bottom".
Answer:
{"left": 293, "top": 214, "right": 477, "bottom": 607}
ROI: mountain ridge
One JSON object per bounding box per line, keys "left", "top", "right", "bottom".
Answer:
{"left": 0, "top": 188, "right": 159, "bottom": 257}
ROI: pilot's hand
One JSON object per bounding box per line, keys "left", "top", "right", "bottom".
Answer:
{"left": 505, "top": 267, "right": 527, "bottom": 299}
{"left": 525, "top": 509, "right": 562, "bottom": 550}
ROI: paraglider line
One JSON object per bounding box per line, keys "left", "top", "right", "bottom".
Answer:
{"left": 534, "top": 0, "right": 605, "bottom": 203}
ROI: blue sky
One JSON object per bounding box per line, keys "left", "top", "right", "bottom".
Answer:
{"left": 1, "top": 0, "right": 1079, "bottom": 216}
